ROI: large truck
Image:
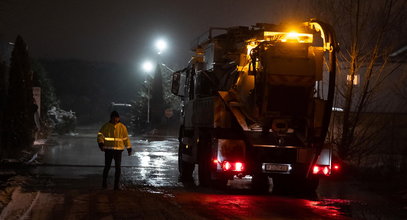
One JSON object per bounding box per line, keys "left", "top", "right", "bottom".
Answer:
{"left": 171, "top": 20, "right": 339, "bottom": 191}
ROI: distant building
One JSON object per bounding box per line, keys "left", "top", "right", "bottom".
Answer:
{"left": 332, "top": 44, "right": 407, "bottom": 114}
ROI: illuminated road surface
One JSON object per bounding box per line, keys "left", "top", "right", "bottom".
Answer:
{"left": 12, "top": 127, "right": 403, "bottom": 219}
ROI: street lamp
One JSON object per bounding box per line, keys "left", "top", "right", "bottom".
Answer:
{"left": 142, "top": 60, "right": 154, "bottom": 74}
{"left": 142, "top": 38, "right": 171, "bottom": 128}
{"left": 154, "top": 38, "right": 174, "bottom": 72}
{"left": 142, "top": 60, "right": 154, "bottom": 123}
{"left": 155, "top": 38, "right": 168, "bottom": 55}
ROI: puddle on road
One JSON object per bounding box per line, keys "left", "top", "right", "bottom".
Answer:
{"left": 134, "top": 151, "right": 178, "bottom": 167}
{"left": 306, "top": 199, "right": 352, "bottom": 219}
{"left": 171, "top": 191, "right": 353, "bottom": 219}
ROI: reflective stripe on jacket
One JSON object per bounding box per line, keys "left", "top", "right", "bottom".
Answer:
{"left": 97, "top": 122, "right": 131, "bottom": 150}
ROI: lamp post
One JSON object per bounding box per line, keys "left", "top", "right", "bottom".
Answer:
{"left": 140, "top": 38, "right": 169, "bottom": 126}
{"left": 142, "top": 60, "right": 154, "bottom": 123}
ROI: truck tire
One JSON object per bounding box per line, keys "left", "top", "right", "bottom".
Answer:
{"left": 198, "top": 134, "right": 212, "bottom": 187}
{"left": 178, "top": 143, "right": 194, "bottom": 182}
{"left": 197, "top": 131, "right": 230, "bottom": 189}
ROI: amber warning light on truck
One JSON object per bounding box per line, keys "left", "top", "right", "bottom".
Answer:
{"left": 264, "top": 31, "right": 313, "bottom": 43}
{"left": 246, "top": 31, "right": 314, "bottom": 56}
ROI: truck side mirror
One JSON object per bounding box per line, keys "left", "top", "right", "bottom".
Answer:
{"left": 171, "top": 71, "right": 185, "bottom": 97}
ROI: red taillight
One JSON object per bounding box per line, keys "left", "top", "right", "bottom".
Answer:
{"left": 333, "top": 164, "right": 340, "bottom": 171}
{"left": 313, "top": 165, "right": 320, "bottom": 174}
{"left": 323, "top": 166, "right": 329, "bottom": 175}
{"left": 235, "top": 162, "right": 244, "bottom": 172}
{"left": 312, "top": 165, "right": 330, "bottom": 176}
{"left": 223, "top": 161, "right": 232, "bottom": 171}
{"left": 221, "top": 161, "right": 245, "bottom": 172}
{"left": 213, "top": 159, "right": 219, "bottom": 164}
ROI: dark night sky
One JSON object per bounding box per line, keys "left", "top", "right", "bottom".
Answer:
{"left": 0, "top": 0, "right": 312, "bottom": 67}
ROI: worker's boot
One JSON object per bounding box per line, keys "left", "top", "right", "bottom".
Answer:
{"left": 114, "top": 182, "right": 120, "bottom": 190}
{"left": 114, "top": 170, "right": 120, "bottom": 190}
{"left": 102, "top": 179, "right": 107, "bottom": 189}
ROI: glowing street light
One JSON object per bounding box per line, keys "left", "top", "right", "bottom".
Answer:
{"left": 155, "top": 38, "right": 168, "bottom": 54}
{"left": 141, "top": 37, "right": 170, "bottom": 127}
{"left": 154, "top": 38, "right": 174, "bottom": 72}
{"left": 142, "top": 60, "right": 154, "bottom": 74}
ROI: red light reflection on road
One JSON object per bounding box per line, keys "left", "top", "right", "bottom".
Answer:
{"left": 174, "top": 192, "right": 350, "bottom": 219}
{"left": 306, "top": 199, "right": 351, "bottom": 219}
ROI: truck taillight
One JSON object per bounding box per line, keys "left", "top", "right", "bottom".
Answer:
{"left": 235, "top": 162, "right": 244, "bottom": 172}
{"left": 223, "top": 161, "right": 232, "bottom": 171}
{"left": 312, "top": 165, "right": 330, "bottom": 176}
{"left": 313, "top": 165, "right": 320, "bottom": 174}
{"left": 333, "top": 164, "right": 340, "bottom": 171}
{"left": 220, "top": 161, "right": 245, "bottom": 172}
{"left": 323, "top": 166, "right": 329, "bottom": 175}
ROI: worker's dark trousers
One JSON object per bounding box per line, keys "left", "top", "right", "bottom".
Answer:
{"left": 103, "top": 149, "right": 123, "bottom": 189}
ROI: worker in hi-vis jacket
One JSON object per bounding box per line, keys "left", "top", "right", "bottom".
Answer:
{"left": 97, "top": 111, "right": 132, "bottom": 190}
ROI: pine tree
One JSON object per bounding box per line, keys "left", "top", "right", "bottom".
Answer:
{"left": 1, "top": 36, "right": 34, "bottom": 158}
{"left": 150, "top": 64, "right": 165, "bottom": 129}
{"left": 32, "top": 60, "right": 60, "bottom": 116}
{"left": 130, "top": 92, "right": 148, "bottom": 134}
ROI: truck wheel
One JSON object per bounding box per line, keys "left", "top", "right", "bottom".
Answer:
{"left": 197, "top": 132, "right": 229, "bottom": 189}
{"left": 198, "top": 134, "right": 212, "bottom": 187}
{"left": 178, "top": 143, "right": 194, "bottom": 182}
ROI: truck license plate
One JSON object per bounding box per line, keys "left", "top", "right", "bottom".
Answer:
{"left": 263, "top": 163, "right": 289, "bottom": 172}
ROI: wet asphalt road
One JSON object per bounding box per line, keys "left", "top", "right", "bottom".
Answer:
{"left": 34, "top": 131, "right": 180, "bottom": 188}
{"left": 29, "top": 127, "right": 406, "bottom": 220}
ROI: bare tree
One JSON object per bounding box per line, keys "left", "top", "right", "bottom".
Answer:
{"left": 393, "top": 63, "right": 407, "bottom": 104}
{"left": 312, "top": 0, "right": 407, "bottom": 162}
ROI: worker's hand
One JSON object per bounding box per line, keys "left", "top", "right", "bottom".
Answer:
{"left": 127, "top": 148, "right": 132, "bottom": 156}
{"left": 98, "top": 143, "right": 105, "bottom": 152}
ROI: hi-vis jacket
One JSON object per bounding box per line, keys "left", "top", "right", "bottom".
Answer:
{"left": 97, "top": 122, "right": 131, "bottom": 150}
